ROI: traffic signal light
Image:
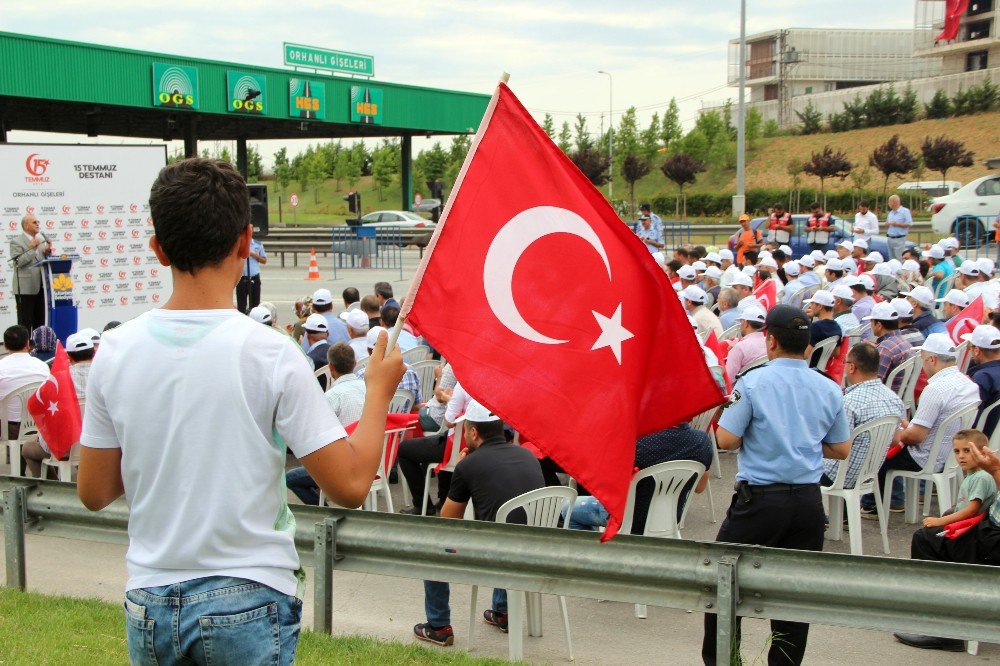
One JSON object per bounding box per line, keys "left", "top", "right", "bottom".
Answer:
{"left": 342, "top": 191, "right": 361, "bottom": 214}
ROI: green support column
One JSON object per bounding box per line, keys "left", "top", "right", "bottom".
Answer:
{"left": 401, "top": 134, "right": 412, "bottom": 211}
{"left": 236, "top": 138, "right": 248, "bottom": 179}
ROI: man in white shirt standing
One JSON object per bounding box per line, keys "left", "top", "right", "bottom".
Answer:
{"left": 853, "top": 200, "right": 879, "bottom": 243}
{"left": 0, "top": 324, "right": 50, "bottom": 440}
{"left": 77, "top": 158, "right": 404, "bottom": 665}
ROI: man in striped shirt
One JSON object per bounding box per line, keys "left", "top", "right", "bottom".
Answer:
{"left": 864, "top": 302, "right": 914, "bottom": 393}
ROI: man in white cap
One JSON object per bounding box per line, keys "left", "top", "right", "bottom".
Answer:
{"left": 830, "top": 285, "right": 861, "bottom": 334}
{"left": 729, "top": 272, "right": 759, "bottom": 313}
{"left": 797, "top": 254, "right": 821, "bottom": 287}
{"left": 248, "top": 305, "right": 273, "bottom": 327}
{"left": 803, "top": 290, "right": 842, "bottom": 367}
{"left": 681, "top": 285, "right": 723, "bottom": 340}
{"left": 725, "top": 306, "right": 767, "bottom": 383}
{"left": 902, "top": 286, "right": 948, "bottom": 338}
{"left": 863, "top": 301, "right": 913, "bottom": 391}
{"left": 415, "top": 400, "right": 546, "bottom": 646}
{"left": 718, "top": 249, "right": 740, "bottom": 288}
{"left": 861, "top": 251, "right": 884, "bottom": 272}
{"left": 853, "top": 200, "right": 879, "bottom": 243}
{"left": 302, "top": 313, "right": 331, "bottom": 378}
{"left": 892, "top": 298, "right": 925, "bottom": 347}
{"left": 966, "top": 325, "right": 1000, "bottom": 437}
{"left": 958, "top": 260, "right": 989, "bottom": 302}
{"left": 849, "top": 274, "right": 877, "bottom": 321}
{"left": 923, "top": 245, "right": 954, "bottom": 300}
{"left": 836, "top": 240, "right": 854, "bottom": 261}
{"left": 676, "top": 264, "right": 698, "bottom": 290}
{"left": 356, "top": 326, "right": 422, "bottom": 403}
{"left": 937, "top": 289, "right": 971, "bottom": 324}
{"left": 702, "top": 265, "right": 723, "bottom": 305}
{"left": 302, "top": 288, "right": 351, "bottom": 351}
{"left": 78, "top": 327, "right": 102, "bottom": 352}
{"left": 780, "top": 261, "right": 806, "bottom": 305}
{"left": 824, "top": 258, "right": 848, "bottom": 289}
{"left": 717, "top": 288, "right": 741, "bottom": 330}
{"left": 861, "top": 333, "right": 979, "bottom": 515}
{"left": 940, "top": 237, "right": 963, "bottom": 268}
{"left": 342, "top": 309, "right": 371, "bottom": 363}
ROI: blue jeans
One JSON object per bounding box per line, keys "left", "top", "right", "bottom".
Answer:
{"left": 285, "top": 467, "right": 320, "bottom": 506}
{"left": 124, "top": 576, "right": 302, "bottom": 665}
{"left": 563, "top": 495, "right": 610, "bottom": 531}
{"left": 423, "top": 581, "right": 506, "bottom": 627}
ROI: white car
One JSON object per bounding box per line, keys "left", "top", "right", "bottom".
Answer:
{"left": 358, "top": 210, "right": 434, "bottom": 229}
{"left": 930, "top": 174, "right": 1000, "bottom": 246}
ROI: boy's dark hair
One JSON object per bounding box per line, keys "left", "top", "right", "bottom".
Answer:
{"left": 327, "top": 342, "right": 356, "bottom": 375}
{"left": 667, "top": 259, "right": 683, "bottom": 274}
{"left": 874, "top": 318, "right": 899, "bottom": 331}
{"left": 468, "top": 419, "right": 505, "bottom": 440}
{"left": 343, "top": 287, "right": 360, "bottom": 305}
{"left": 374, "top": 281, "right": 393, "bottom": 299}
{"left": 380, "top": 305, "right": 400, "bottom": 327}
{"left": 692, "top": 246, "right": 707, "bottom": 259}
{"left": 847, "top": 342, "right": 879, "bottom": 374}
{"left": 148, "top": 158, "right": 250, "bottom": 272}
{"left": 103, "top": 320, "right": 122, "bottom": 332}
{"left": 3, "top": 325, "right": 29, "bottom": 352}
{"left": 954, "top": 429, "right": 989, "bottom": 449}
{"left": 68, "top": 348, "right": 96, "bottom": 363}
{"left": 744, "top": 250, "right": 759, "bottom": 266}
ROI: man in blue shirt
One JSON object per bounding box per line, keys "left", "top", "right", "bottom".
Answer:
{"left": 965, "top": 325, "right": 1000, "bottom": 438}
{"left": 236, "top": 237, "right": 266, "bottom": 313}
{"left": 924, "top": 245, "right": 954, "bottom": 300}
{"left": 639, "top": 203, "right": 663, "bottom": 239}
{"left": 702, "top": 304, "right": 851, "bottom": 666}
{"left": 901, "top": 286, "right": 948, "bottom": 339}
{"left": 885, "top": 194, "right": 913, "bottom": 261}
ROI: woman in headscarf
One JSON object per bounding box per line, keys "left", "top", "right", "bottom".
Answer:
{"left": 29, "top": 326, "right": 57, "bottom": 364}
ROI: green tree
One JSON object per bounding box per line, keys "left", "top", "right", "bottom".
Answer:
{"left": 795, "top": 102, "right": 823, "bottom": 135}
{"left": 542, "top": 113, "right": 556, "bottom": 139}
{"left": 924, "top": 89, "right": 952, "bottom": 119}
{"left": 660, "top": 98, "right": 683, "bottom": 151}
{"left": 448, "top": 135, "right": 471, "bottom": 166}
{"left": 309, "top": 152, "right": 326, "bottom": 203}
{"left": 763, "top": 119, "right": 780, "bottom": 138}
{"left": 900, "top": 84, "right": 919, "bottom": 124}
{"left": 298, "top": 147, "right": 313, "bottom": 194}
{"left": 693, "top": 111, "right": 727, "bottom": 150}
{"left": 333, "top": 148, "right": 352, "bottom": 190}
{"left": 787, "top": 158, "right": 804, "bottom": 212}
{"left": 246, "top": 145, "right": 263, "bottom": 182}
{"left": 219, "top": 146, "right": 232, "bottom": 164}
{"left": 371, "top": 144, "right": 395, "bottom": 201}
{"left": 573, "top": 113, "right": 592, "bottom": 152}
{"left": 721, "top": 100, "right": 737, "bottom": 140}
{"left": 745, "top": 107, "right": 763, "bottom": 149}
{"left": 640, "top": 112, "right": 661, "bottom": 160}
{"left": 614, "top": 106, "right": 641, "bottom": 170}
{"left": 557, "top": 121, "right": 573, "bottom": 153}
{"left": 273, "top": 147, "right": 291, "bottom": 193}
{"left": 678, "top": 129, "right": 710, "bottom": 164}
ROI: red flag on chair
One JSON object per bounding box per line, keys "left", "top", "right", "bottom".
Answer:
{"left": 400, "top": 81, "right": 725, "bottom": 540}
{"left": 26, "top": 343, "right": 81, "bottom": 460}
{"left": 704, "top": 331, "right": 732, "bottom": 393}
{"left": 946, "top": 295, "right": 984, "bottom": 345}
{"left": 753, "top": 279, "right": 777, "bottom": 311}
{"left": 825, "top": 337, "right": 851, "bottom": 385}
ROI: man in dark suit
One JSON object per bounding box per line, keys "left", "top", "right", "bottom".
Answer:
{"left": 9, "top": 215, "right": 50, "bottom": 330}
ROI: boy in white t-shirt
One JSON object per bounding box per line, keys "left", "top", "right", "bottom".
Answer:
{"left": 77, "top": 158, "right": 404, "bottom": 665}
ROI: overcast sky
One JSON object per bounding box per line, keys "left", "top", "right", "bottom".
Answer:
{"left": 3, "top": 0, "right": 916, "bottom": 163}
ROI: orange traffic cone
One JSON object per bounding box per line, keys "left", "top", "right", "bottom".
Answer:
{"left": 306, "top": 248, "right": 321, "bottom": 280}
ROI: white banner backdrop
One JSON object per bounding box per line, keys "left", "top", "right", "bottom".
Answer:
{"left": 1, "top": 144, "right": 169, "bottom": 331}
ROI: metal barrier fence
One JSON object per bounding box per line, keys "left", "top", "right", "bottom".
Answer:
{"left": 953, "top": 214, "right": 1000, "bottom": 261}
{"left": 331, "top": 226, "right": 405, "bottom": 281}
{"left": 662, "top": 221, "right": 692, "bottom": 251}
{"left": 2, "top": 478, "right": 999, "bottom": 663}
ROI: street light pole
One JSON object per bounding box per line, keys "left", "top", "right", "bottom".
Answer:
{"left": 732, "top": 0, "right": 747, "bottom": 217}
{"left": 598, "top": 70, "right": 613, "bottom": 198}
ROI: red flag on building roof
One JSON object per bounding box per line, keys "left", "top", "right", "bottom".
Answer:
{"left": 936, "top": 0, "right": 970, "bottom": 42}
{"left": 400, "top": 81, "right": 725, "bottom": 540}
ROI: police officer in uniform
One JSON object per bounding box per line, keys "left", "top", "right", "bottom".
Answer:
{"left": 702, "top": 304, "right": 851, "bottom": 666}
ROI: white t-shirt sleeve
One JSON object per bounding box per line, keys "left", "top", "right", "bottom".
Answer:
{"left": 273, "top": 342, "right": 347, "bottom": 458}
{"left": 80, "top": 352, "right": 121, "bottom": 450}
{"left": 445, "top": 383, "right": 470, "bottom": 424}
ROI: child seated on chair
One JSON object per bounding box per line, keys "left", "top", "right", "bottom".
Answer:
{"left": 921, "top": 430, "right": 998, "bottom": 530}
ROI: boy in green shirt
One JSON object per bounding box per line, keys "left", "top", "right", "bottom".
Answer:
{"left": 922, "top": 429, "right": 997, "bottom": 529}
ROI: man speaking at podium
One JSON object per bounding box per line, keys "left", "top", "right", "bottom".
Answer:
{"left": 9, "top": 214, "right": 52, "bottom": 331}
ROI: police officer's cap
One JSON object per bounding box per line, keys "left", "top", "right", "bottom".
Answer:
{"left": 764, "top": 304, "right": 810, "bottom": 331}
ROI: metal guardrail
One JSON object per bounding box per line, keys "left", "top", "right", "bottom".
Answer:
{"left": 330, "top": 227, "right": 405, "bottom": 281}
{"left": 2, "top": 478, "right": 999, "bottom": 663}
{"left": 952, "top": 214, "right": 1000, "bottom": 259}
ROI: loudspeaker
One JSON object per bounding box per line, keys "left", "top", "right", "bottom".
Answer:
{"left": 247, "top": 184, "right": 269, "bottom": 238}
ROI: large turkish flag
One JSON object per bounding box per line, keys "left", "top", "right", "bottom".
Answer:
{"left": 402, "top": 83, "right": 725, "bottom": 539}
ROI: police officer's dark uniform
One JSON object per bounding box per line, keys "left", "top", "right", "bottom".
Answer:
{"left": 702, "top": 305, "right": 851, "bottom": 666}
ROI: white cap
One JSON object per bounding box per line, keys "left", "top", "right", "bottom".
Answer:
{"left": 804, "top": 290, "right": 835, "bottom": 307}
{"left": 78, "top": 327, "right": 101, "bottom": 342}
{"left": 886, "top": 259, "right": 903, "bottom": 275}
{"left": 759, "top": 256, "right": 778, "bottom": 269}
{"left": 902, "top": 286, "right": 935, "bottom": 308}
{"left": 901, "top": 259, "right": 921, "bottom": 273}
{"left": 977, "top": 258, "right": 995, "bottom": 276}
{"left": 454, "top": 399, "right": 502, "bottom": 424}
{"left": 838, "top": 240, "right": 854, "bottom": 252}
{"left": 799, "top": 254, "right": 816, "bottom": 268}
{"left": 959, "top": 262, "right": 981, "bottom": 277}
{"left": 862, "top": 301, "right": 899, "bottom": 322}
{"left": 249, "top": 305, "right": 273, "bottom": 325}
{"left": 857, "top": 274, "right": 875, "bottom": 291}
{"left": 736, "top": 306, "right": 767, "bottom": 324}
{"left": 824, "top": 250, "right": 839, "bottom": 261}
{"left": 830, "top": 284, "right": 855, "bottom": 302}
{"left": 853, "top": 238, "right": 869, "bottom": 250}
{"left": 742, "top": 265, "right": 757, "bottom": 276}
{"left": 811, "top": 250, "right": 827, "bottom": 262}
{"left": 784, "top": 261, "right": 801, "bottom": 276}
{"left": 915, "top": 332, "right": 959, "bottom": 357}
{"left": 677, "top": 265, "right": 697, "bottom": 280}
{"left": 936, "top": 289, "right": 971, "bottom": 308}
{"left": 779, "top": 244, "right": 793, "bottom": 255}
{"left": 673, "top": 281, "right": 682, "bottom": 292}
{"left": 344, "top": 309, "right": 370, "bottom": 332}
{"left": 862, "top": 251, "right": 884, "bottom": 264}
{"left": 826, "top": 258, "right": 845, "bottom": 272}
{"left": 303, "top": 313, "right": 328, "bottom": 332}
{"left": 872, "top": 263, "right": 893, "bottom": 277}
{"left": 759, "top": 250, "right": 773, "bottom": 260}
{"left": 891, "top": 298, "right": 914, "bottom": 318}
{"left": 963, "top": 325, "right": 1000, "bottom": 350}
{"left": 66, "top": 332, "right": 94, "bottom": 352}
{"left": 719, "top": 249, "right": 734, "bottom": 262}
{"left": 312, "top": 288, "right": 333, "bottom": 305}
{"left": 705, "top": 251, "right": 721, "bottom": 264}
{"left": 942, "top": 237, "right": 960, "bottom": 249}
{"left": 840, "top": 275, "right": 863, "bottom": 288}
{"left": 704, "top": 266, "right": 723, "bottom": 280}
{"left": 730, "top": 272, "right": 754, "bottom": 288}
{"left": 692, "top": 260, "right": 707, "bottom": 272}
{"left": 922, "top": 246, "right": 945, "bottom": 260}
{"left": 366, "top": 325, "right": 387, "bottom": 349}
{"left": 680, "top": 285, "right": 708, "bottom": 304}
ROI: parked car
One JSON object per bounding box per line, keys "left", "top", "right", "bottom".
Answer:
{"left": 930, "top": 174, "right": 1000, "bottom": 247}
{"left": 357, "top": 210, "right": 435, "bottom": 229}
{"left": 727, "top": 215, "right": 914, "bottom": 260}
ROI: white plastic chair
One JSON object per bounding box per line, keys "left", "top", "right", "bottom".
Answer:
{"left": 823, "top": 416, "right": 900, "bottom": 555}
{"left": 410, "top": 359, "right": 440, "bottom": 407}
{"left": 974, "top": 395, "right": 1000, "bottom": 449}
{"left": 355, "top": 356, "right": 370, "bottom": 372}
{"left": 883, "top": 354, "right": 918, "bottom": 400}
{"left": 884, "top": 402, "right": 979, "bottom": 524}
{"left": 420, "top": 421, "right": 464, "bottom": 516}
{"left": 811, "top": 336, "right": 839, "bottom": 370}
{"left": 720, "top": 324, "right": 740, "bottom": 341}
{"left": 956, "top": 341, "right": 973, "bottom": 374}
{"left": 402, "top": 345, "right": 431, "bottom": 364}
{"left": 318, "top": 426, "right": 410, "bottom": 512}
{"left": 469, "top": 486, "right": 576, "bottom": 662}
{"left": 619, "top": 460, "right": 705, "bottom": 619}
{"left": 389, "top": 389, "right": 415, "bottom": 414}
{"left": 900, "top": 358, "right": 924, "bottom": 418}
{"left": 313, "top": 364, "right": 331, "bottom": 388}
{"left": 1, "top": 382, "right": 43, "bottom": 477}
{"left": 689, "top": 408, "right": 720, "bottom": 520}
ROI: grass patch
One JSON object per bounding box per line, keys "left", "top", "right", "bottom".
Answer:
{"left": 0, "top": 588, "right": 514, "bottom": 665}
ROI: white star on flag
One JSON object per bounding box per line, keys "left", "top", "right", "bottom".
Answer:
{"left": 591, "top": 303, "right": 634, "bottom": 365}
{"left": 46, "top": 401, "right": 59, "bottom": 416}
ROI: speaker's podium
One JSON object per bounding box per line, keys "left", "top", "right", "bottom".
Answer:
{"left": 31, "top": 255, "right": 80, "bottom": 343}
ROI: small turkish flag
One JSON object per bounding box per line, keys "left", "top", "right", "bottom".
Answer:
{"left": 946, "top": 295, "right": 984, "bottom": 345}
{"left": 753, "top": 279, "right": 777, "bottom": 311}
{"left": 704, "top": 331, "right": 732, "bottom": 393}
{"left": 26, "top": 343, "right": 82, "bottom": 460}
{"left": 402, "top": 82, "right": 724, "bottom": 539}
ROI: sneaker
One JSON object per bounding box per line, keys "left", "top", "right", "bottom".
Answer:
{"left": 400, "top": 505, "right": 437, "bottom": 517}
{"left": 889, "top": 504, "right": 905, "bottom": 513}
{"left": 860, "top": 506, "right": 879, "bottom": 520}
{"left": 413, "top": 622, "right": 454, "bottom": 646}
{"left": 483, "top": 609, "right": 509, "bottom": 633}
